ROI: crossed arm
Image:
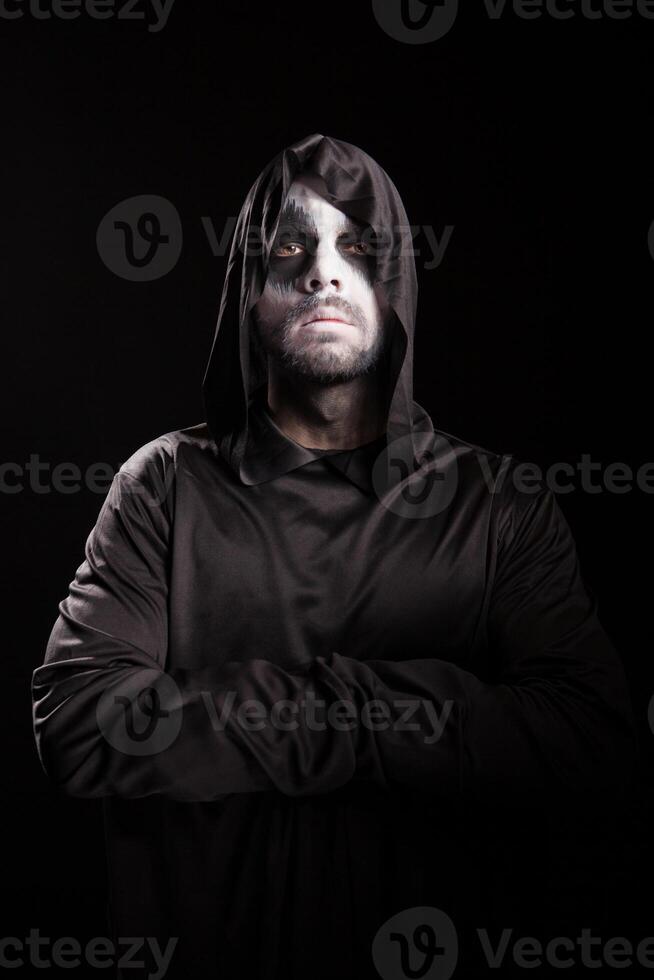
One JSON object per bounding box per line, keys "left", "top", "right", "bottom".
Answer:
{"left": 31, "top": 466, "right": 636, "bottom": 805}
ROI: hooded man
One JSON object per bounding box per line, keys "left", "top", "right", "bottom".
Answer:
{"left": 32, "top": 134, "right": 636, "bottom": 979}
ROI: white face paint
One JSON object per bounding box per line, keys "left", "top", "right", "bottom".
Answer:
{"left": 252, "top": 173, "right": 391, "bottom": 383}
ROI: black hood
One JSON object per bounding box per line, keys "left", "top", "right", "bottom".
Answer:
{"left": 201, "top": 133, "right": 434, "bottom": 482}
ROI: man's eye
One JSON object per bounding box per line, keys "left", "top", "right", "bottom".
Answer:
{"left": 342, "top": 241, "right": 369, "bottom": 255}
{"left": 273, "top": 242, "right": 304, "bottom": 257}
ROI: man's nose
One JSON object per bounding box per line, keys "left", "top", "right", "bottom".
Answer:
{"left": 298, "top": 244, "right": 344, "bottom": 294}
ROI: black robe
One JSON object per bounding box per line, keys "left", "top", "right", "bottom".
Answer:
{"left": 32, "top": 134, "right": 636, "bottom": 979}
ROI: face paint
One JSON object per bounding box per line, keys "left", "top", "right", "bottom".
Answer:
{"left": 252, "top": 174, "right": 391, "bottom": 383}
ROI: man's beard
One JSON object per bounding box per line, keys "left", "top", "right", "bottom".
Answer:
{"left": 254, "top": 297, "right": 387, "bottom": 383}
{"left": 276, "top": 325, "right": 385, "bottom": 382}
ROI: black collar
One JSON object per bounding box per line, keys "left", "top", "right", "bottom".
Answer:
{"left": 237, "top": 388, "right": 385, "bottom": 495}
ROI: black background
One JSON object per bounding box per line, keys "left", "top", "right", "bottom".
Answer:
{"left": 2, "top": 1, "right": 653, "bottom": 974}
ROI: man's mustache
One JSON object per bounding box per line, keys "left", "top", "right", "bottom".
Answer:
{"left": 282, "top": 295, "right": 365, "bottom": 332}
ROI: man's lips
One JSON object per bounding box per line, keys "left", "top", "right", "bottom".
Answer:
{"left": 299, "top": 310, "right": 355, "bottom": 327}
{"left": 302, "top": 317, "right": 353, "bottom": 326}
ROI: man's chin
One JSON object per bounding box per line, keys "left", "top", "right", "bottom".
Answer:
{"left": 279, "top": 346, "right": 378, "bottom": 384}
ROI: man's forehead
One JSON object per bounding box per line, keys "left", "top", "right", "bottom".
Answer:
{"left": 280, "top": 178, "right": 361, "bottom": 236}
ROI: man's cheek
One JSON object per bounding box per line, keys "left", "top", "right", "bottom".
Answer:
{"left": 256, "top": 288, "right": 288, "bottom": 325}
{"left": 344, "top": 255, "right": 377, "bottom": 290}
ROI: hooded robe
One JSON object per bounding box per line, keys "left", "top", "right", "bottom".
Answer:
{"left": 31, "top": 134, "right": 636, "bottom": 979}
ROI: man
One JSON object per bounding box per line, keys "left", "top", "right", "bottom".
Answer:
{"left": 32, "top": 134, "right": 636, "bottom": 979}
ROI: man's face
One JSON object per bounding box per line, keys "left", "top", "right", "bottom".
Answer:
{"left": 251, "top": 173, "right": 391, "bottom": 383}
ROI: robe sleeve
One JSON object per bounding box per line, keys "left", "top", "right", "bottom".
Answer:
{"left": 315, "top": 481, "right": 637, "bottom": 805}
{"left": 33, "top": 459, "right": 636, "bottom": 806}
{"left": 31, "top": 467, "right": 357, "bottom": 800}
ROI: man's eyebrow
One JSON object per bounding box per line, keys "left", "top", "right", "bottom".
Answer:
{"left": 276, "top": 200, "right": 362, "bottom": 238}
